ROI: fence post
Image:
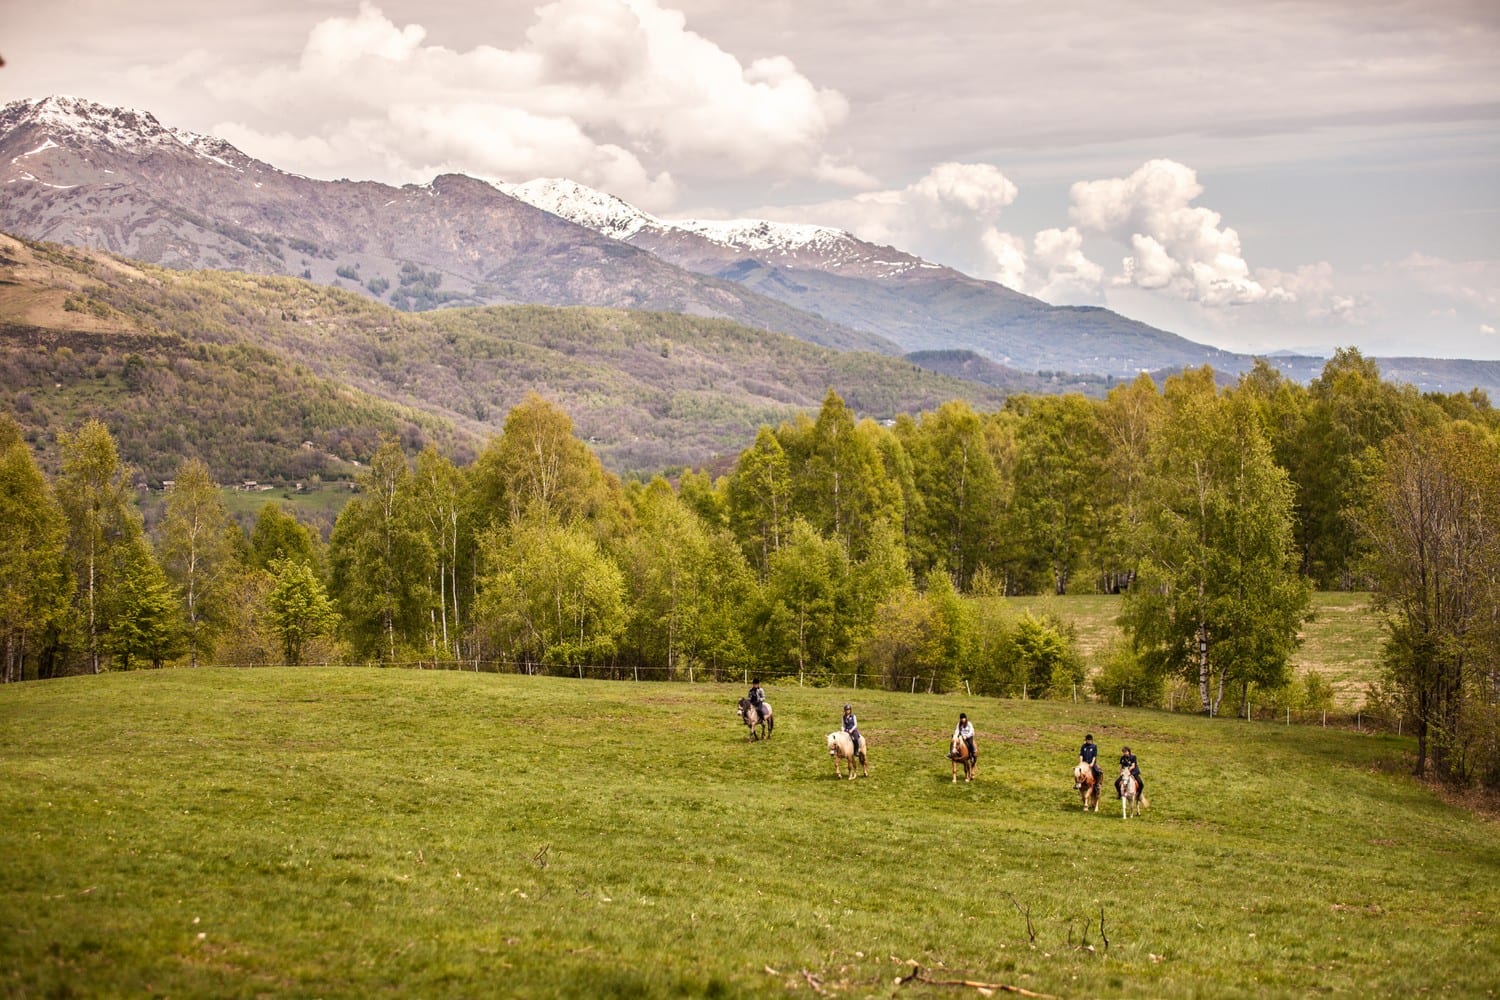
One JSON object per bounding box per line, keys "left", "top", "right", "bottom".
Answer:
{"left": 689, "top": 665, "right": 694, "bottom": 684}
{"left": 911, "top": 676, "right": 916, "bottom": 694}
{"left": 965, "top": 680, "right": 972, "bottom": 698}
{"left": 1286, "top": 706, "right": 1290, "bottom": 726}
{"left": 1120, "top": 689, "right": 1124, "bottom": 708}
{"left": 633, "top": 664, "right": 639, "bottom": 682}
{"left": 854, "top": 671, "right": 858, "bottom": 690}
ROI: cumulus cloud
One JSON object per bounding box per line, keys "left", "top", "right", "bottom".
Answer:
{"left": 752, "top": 161, "right": 1021, "bottom": 270}
{"left": 1069, "top": 159, "right": 1292, "bottom": 308}
{"left": 198, "top": 0, "right": 855, "bottom": 208}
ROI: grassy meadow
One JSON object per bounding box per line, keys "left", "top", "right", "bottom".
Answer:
{"left": 1, "top": 668, "right": 1495, "bottom": 998}
{"left": 1004, "top": 592, "right": 1386, "bottom": 709}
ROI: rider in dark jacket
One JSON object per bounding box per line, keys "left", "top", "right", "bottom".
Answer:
{"left": 1115, "top": 746, "right": 1143, "bottom": 797}
{"left": 747, "top": 678, "right": 768, "bottom": 717}
{"left": 1079, "top": 733, "right": 1102, "bottom": 786}
{"left": 842, "top": 704, "right": 861, "bottom": 751}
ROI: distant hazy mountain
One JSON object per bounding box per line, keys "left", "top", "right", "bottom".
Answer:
{"left": 502, "top": 177, "right": 1250, "bottom": 376}
{"left": 0, "top": 96, "right": 892, "bottom": 353}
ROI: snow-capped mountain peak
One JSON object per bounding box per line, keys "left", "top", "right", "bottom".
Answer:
{"left": 2, "top": 95, "right": 250, "bottom": 170}
{"left": 498, "top": 177, "right": 658, "bottom": 241}
{"left": 499, "top": 176, "right": 937, "bottom": 278}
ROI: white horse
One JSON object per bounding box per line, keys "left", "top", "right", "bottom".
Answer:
{"left": 1073, "top": 762, "right": 1100, "bottom": 811}
{"left": 1120, "top": 765, "right": 1146, "bottom": 818}
{"left": 827, "top": 731, "right": 868, "bottom": 780}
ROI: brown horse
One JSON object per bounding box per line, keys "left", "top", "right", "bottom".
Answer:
{"left": 1073, "top": 762, "right": 1100, "bottom": 812}
{"left": 737, "top": 697, "right": 773, "bottom": 741}
{"left": 949, "top": 736, "right": 977, "bottom": 783}
{"left": 827, "top": 731, "right": 868, "bottom": 779}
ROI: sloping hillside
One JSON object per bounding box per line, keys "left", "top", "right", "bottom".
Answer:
{"left": 0, "top": 235, "right": 1008, "bottom": 480}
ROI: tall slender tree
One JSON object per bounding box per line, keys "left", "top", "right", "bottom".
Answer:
{"left": 1121, "top": 368, "right": 1311, "bottom": 715}
{"left": 157, "top": 458, "right": 240, "bottom": 666}
{"left": 0, "top": 424, "right": 72, "bottom": 682}
{"left": 56, "top": 420, "right": 141, "bottom": 674}
{"left": 1360, "top": 421, "right": 1500, "bottom": 781}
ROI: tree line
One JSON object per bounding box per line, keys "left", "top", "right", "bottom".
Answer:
{"left": 2, "top": 348, "right": 1497, "bottom": 787}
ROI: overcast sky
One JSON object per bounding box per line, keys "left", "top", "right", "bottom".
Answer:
{"left": 5, "top": 0, "right": 1499, "bottom": 359}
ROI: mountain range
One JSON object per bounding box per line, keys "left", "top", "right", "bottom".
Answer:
{"left": 4, "top": 94, "right": 1499, "bottom": 399}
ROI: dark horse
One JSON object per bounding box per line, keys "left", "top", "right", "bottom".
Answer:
{"left": 737, "top": 697, "right": 774, "bottom": 741}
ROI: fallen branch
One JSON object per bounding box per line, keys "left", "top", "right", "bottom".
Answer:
{"left": 1099, "top": 905, "right": 1108, "bottom": 951}
{"left": 896, "top": 965, "right": 1059, "bottom": 998}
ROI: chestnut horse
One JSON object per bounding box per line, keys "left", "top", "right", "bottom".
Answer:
{"left": 949, "top": 736, "right": 977, "bottom": 783}
{"left": 827, "top": 731, "right": 868, "bottom": 779}
{"left": 1073, "top": 762, "right": 1100, "bottom": 812}
{"left": 737, "top": 697, "right": 773, "bottom": 741}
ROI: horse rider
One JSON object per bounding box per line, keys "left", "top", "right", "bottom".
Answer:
{"left": 1078, "top": 732, "right": 1102, "bottom": 788}
{"left": 1115, "top": 745, "right": 1144, "bottom": 798}
{"left": 747, "top": 677, "right": 769, "bottom": 718}
{"left": 952, "top": 712, "right": 976, "bottom": 764}
{"left": 842, "top": 703, "right": 861, "bottom": 751}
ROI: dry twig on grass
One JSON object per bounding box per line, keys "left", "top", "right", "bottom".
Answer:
{"left": 895, "top": 965, "right": 1059, "bottom": 998}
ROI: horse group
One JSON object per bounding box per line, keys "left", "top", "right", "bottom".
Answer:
{"left": 1073, "top": 762, "right": 1148, "bottom": 818}
{"left": 737, "top": 699, "right": 1146, "bottom": 814}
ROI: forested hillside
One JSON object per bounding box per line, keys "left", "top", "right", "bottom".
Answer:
{"left": 0, "top": 235, "right": 1009, "bottom": 480}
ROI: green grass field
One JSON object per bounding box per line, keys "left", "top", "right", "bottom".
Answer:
{"left": 1005, "top": 592, "right": 1386, "bottom": 709}
{"left": 1, "top": 669, "right": 1494, "bottom": 998}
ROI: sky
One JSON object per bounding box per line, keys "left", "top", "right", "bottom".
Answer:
{"left": 4, "top": 0, "right": 1499, "bottom": 359}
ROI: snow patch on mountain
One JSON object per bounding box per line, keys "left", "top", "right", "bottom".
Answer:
{"left": 499, "top": 177, "right": 657, "bottom": 241}
{"left": 499, "top": 176, "right": 934, "bottom": 276}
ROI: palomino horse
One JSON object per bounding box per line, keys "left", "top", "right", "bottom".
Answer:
{"left": 827, "top": 731, "right": 868, "bottom": 779}
{"left": 1073, "top": 762, "right": 1100, "bottom": 811}
{"left": 737, "top": 697, "right": 773, "bottom": 741}
{"left": 1119, "top": 765, "right": 1146, "bottom": 818}
{"left": 949, "top": 736, "right": 977, "bottom": 783}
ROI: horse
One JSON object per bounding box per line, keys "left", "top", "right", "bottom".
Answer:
{"left": 949, "top": 736, "right": 977, "bottom": 783}
{"left": 737, "top": 697, "right": 773, "bottom": 741}
{"left": 1119, "top": 765, "right": 1146, "bottom": 818}
{"left": 827, "top": 731, "right": 868, "bottom": 779}
{"left": 1072, "top": 762, "right": 1100, "bottom": 812}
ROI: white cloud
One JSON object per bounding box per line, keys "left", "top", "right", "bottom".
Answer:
{"left": 750, "top": 161, "right": 1021, "bottom": 272}
{"left": 196, "top": 0, "right": 856, "bottom": 208}
{"left": 1070, "top": 159, "right": 1289, "bottom": 307}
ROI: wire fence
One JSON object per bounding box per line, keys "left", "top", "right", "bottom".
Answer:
{"left": 254, "top": 657, "right": 1405, "bottom": 734}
